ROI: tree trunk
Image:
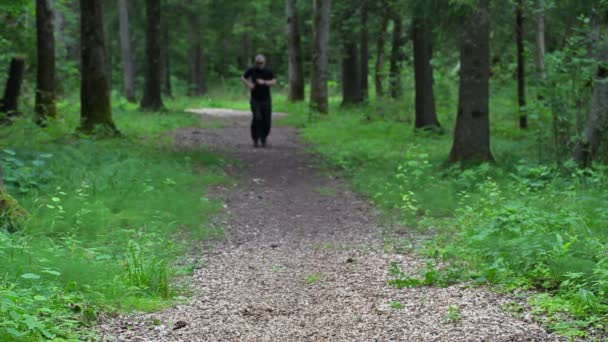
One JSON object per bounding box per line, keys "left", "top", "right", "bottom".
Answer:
{"left": 1, "top": 57, "right": 25, "bottom": 119}
{"left": 536, "top": 9, "right": 547, "bottom": 80}
{"left": 516, "top": 0, "right": 527, "bottom": 128}
{"left": 341, "top": 38, "right": 361, "bottom": 105}
{"left": 573, "top": 35, "right": 608, "bottom": 167}
{"left": 0, "top": 159, "right": 28, "bottom": 232}
{"left": 413, "top": 13, "right": 440, "bottom": 130}
{"left": 188, "top": 42, "right": 207, "bottom": 96}
{"left": 389, "top": 14, "right": 404, "bottom": 99}
{"left": 360, "top": 0, "right": 369, "bottom": 101}
{"left": 448, "top": 0, "right": 493, "bottom": 163}
{"left": 286, "top": 0, "right": 305, "bottom": 101}
{"left": 118, "top": 0, "right": 136, "bottom": 103}
{"left": 375, "top": 15, "right": 389, "bottom": 99}
{"left": 140, "top": 0, "right": 164, "bottom": 111}
{"left": 35, "top": 0, "right": 57, "bottom": 124}
{"left": 79, "top": 0, "right": 117, "bottom": 133}
{"left": 160, "top": 17, "right": 172, "bottom": 97}
{"left": 310, "top": 0, "right": 331, "bottom": 113}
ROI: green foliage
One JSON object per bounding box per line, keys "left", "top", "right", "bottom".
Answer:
{"left": 288, "top": 88, "right": 608, "bottom": 336}
{"left": 0, "top": 100, "right": 229, "bottom": 340}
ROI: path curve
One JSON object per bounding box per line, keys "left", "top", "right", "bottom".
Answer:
{"left": 100, "top": 109, "right": 562, "bottom": 342}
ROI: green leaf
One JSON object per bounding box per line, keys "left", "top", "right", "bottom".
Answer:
{"left": 51, "top": 197, "right": 61, "bottom": 202}
{"left": 21, "top": 273, "right": 41, "bottom": 280}
{"left": 33, "top": 295, "right": 47, "bottom": 301}
{"left": 41, "top": 270, "right": 61, "bottom": 276}
{"left": 6, "top": 328, "right": 26, "bottom": 337}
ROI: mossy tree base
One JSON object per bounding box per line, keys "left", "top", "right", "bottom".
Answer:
{"left": 0, "top": 190, "right": 28, "bottom": 233}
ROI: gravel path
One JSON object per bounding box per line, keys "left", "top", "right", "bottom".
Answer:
{"left": 100, "top": 109, "right": 562, "bottom": 342}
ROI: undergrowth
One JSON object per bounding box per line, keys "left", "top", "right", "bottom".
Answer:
{"left": 0, "top": 95, "right": 229, "bottom": 341}
{"left": 282, "top": 89, "right": 608, "bottom": 338}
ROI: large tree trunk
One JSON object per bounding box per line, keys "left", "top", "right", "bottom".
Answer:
{"left": 341, "top": 38, "right": 361, "bottom": 105}
{"left": 360, "top": 0, "right": 369, "bottom": 101}
{"left": 187, "top": 3, "right": 206, "bottom": 97}
{"left": 536, "top": 7, "right": 547, "bottom": 81}
{"left": 160, "top": 17, "right": 172, "bottom": 98}
{"left": 413, "top": 13, "right": 440, "bottom": 130}
{"left": 188, "top": 42, "right": 207, "bottom": 96}
{"left": 516, "top": 0, "right": 527, "bottom": 128}
{"left": 310, "top": 0, "right": 331, "bottom": 113}
{"left": 36, "top": 0, "right": 57, "bottom": 124}
{"left": 375, "top": 15, "right": 389, "bottom": 99}
{"left": 79, "top": 0, "right": 117, "bottom": 133}
{"left": 140, "top": 0, "right": 164, "bottom": 111}
{"left": 0, "top": 158, "right": 28, "bottom": 233}
{"left": 1, "top": 57, "right": 25, "bottom": 120}
{"left": 389, "top": 14, "right": 404, "bottom": 99}
{"left": 286, "top": 0, "right": 305, "bottom": 102}
{"left": 573, "top": 35, "right": 608, "bottom": 167}
{"left": 448, "top": 0, "right": 493, "bottom": 163}
{"left": 118, "top": 0, "right": 136, "bottom": 103}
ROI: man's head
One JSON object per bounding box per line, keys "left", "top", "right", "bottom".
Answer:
{"left": 255, "top": 54, "right": 266, "bottom": 69}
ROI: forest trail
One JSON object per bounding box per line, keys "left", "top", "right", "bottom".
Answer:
{"left": 101, "top": 110, "right": 561, "bottom": 342}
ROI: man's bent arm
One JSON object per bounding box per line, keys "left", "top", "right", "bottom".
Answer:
{"left": 241, "top": 76, "right": 254, "bottom": 89}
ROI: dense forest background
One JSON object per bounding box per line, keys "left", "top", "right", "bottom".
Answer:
{"left": 2, "top": 0, "right": 608, "bottom": 340}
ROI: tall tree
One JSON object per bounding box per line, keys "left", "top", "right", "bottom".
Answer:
{"left": 80, "top": 0, "right": 117, "bottom": 133}
{"left": 35, "top": 0, "right": 57, "bottom": 124}
{"left": 187, "top": 1, "right": 206, "bottom": 97}
{"left": 536, "top": 2, "right": 547, "bottom": 81}
{"left": 448, "top": 0, "right": 493, "bottom": 163}
{"left": 412, "top": 8, "right": 441, "bottom": 130}
{"left": 573, "top": 32, "right": 608, "bottom": 167}
{"left": 360, "top": 0, "right": 369, "bottom": 100}
{"left": 516, "top": 0, "right": 527, "bottom": 128}
{"left": 389, "top": 13, "right": 404, "bottom": 99}
{"left": 310, "top": 0, "right": 331, "bottom": 113}
{"left": 140, "top": 0, "right": 164, "bottom": 110}
{"left": 118, "top": 0, "right": 136, "bottom": 103}
{"left": 286, "top": 0, "right": 305, "bottom": 101}
{"left": 375, "top": 14, "right": 389, "bottom": 99}
{"left": 1, "top": 57, "right": 25, "bottom": 120}
{"left": 161, "top": 17, "right": 172, "bottom": 97}
{"left": 339, "top": 0, "right": 362, "bottom": 106}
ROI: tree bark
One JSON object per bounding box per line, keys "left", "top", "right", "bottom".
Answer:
{"left": 118, "top": 0, "right": 136, "bottom": 103}
{"left": 188, "top": 42, "right": 207, "bottom": 96}
{"left": 1, "top": 57, "right": 25, "bottom": 119}
{"left": 360, "top": 0, "right": 369, "bottom": 100}
{"left": 310, "top": 0, "right": 331, "bottom": 113}
{"left": 341, "top": 38, "right": 361, "bottom": 105}
{"left": 79, "top": 0, "right": 117, "bottom": 133}
{"left": 389, "top": 14, "right": 404, "bottom": 99}
{"left": 536, "top": 8, "right": 547, "bottom": 80}
{"left": 573, "top": 35, "right": 608, "bottom": 167}
{"left": 375, "top": 15, "right": 389, "bottom": 99}
{"left": 516, "top": 0, "right": 527, "bottom": 128}
{"left": 140, "top": 0, "right": 164, "bottom": 111}
{"left": 36, "top": 0, "right": 57, "bottom": 124}
{"left": 413, "top": 13, "right": 440, "bottom": 130}
{"left": 448, "top": 0, "right": 494, "bottom": 163}
{"left": 161, "top": 17, "right": 172, "bottom": 97}
{"left": 286, "top": 0, "right": 305, "bottom": 101}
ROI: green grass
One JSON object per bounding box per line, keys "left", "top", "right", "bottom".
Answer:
{"left": 279, "top": 84, "right": 608, "bottom": 337}
{"left": 0, "top": 95, "right": 230, "bottom": 340}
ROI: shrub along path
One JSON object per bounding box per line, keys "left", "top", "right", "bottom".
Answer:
{"left": 101, "top": 110, "right": 560, "bottom": 341}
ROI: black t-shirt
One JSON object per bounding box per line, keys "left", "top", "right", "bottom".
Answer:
{"left": 243, "top": 67, "right": 275, "bottom": 101}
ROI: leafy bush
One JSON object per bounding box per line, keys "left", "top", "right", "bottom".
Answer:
{"left": 289, "top": 95, "right": 608, "bottom": 337}
{"left": 0, "top": 100, "right": 229, "bottom": 340}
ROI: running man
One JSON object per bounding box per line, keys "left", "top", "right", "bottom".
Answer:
{"left": 241, "top": 55, "right": 277, "bottom": 148}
